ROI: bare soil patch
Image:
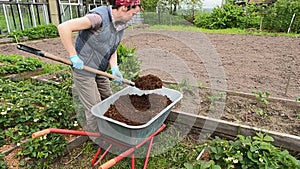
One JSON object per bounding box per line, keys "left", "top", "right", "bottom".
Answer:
{"left": 0, "top": 29, "right": 299, "bottom": 137}
{"left": 121, "top": 29, "right": 300, "bottom": 137}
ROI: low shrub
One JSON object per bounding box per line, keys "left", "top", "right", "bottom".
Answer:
{"left": 7, "top": 24, "right": 58, "bottom": 42}
{"left": 0, "top": 54, "right": 43, "bottom": 75}
{"left": 186, "top": 133, "right": 300, "bottom": 169}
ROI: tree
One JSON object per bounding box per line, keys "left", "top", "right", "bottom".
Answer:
{"left": 156, "top": 0, "right": 202, "bottom": 15}
{"left": 141, "top": 0, "right": 159, "bottom": 12}
{"left": 181, "top": 0, "right": 203, "bottom": 22}
{"left": 263, "top": 0, "right": 300, "bottom": 33}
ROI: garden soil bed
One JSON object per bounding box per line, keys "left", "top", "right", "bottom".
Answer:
{"left": 196, "top": 87, "right": 300, "bottom": 136}
{"left": 1, "top": 67, "right": 44, "bottom": 81}
{"left": 1, "top": 29, "right": 299, "bottom": 155}
{"left": 31, "top": 69, "right": 72, "bottom": 84}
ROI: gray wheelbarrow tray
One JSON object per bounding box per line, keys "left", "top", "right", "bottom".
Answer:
{"left": 91, "top": 86, "right": 183, "bottom": 145}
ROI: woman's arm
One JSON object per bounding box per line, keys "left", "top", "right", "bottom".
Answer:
{"left": 109, "top": 51, "right": 118, "bottom": 68}
{"left": 57, "top": 17, "right": 92, "bottom": 57}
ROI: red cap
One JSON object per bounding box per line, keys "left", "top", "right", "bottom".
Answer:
{"left": 115, "top": 0, "right": 141, "bottom": 6}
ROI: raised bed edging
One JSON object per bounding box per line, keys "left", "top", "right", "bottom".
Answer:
{"left": 167, "top": 110, "right": 300, "bottom": 154}
{"left": 163, "top": 80, "right": 299, "bottom": 105}
{"left": 1, "top": 68, "right": 44, "bottom": 81}
{"left": 30, "top": 69, "right": 71, "bottom": 84}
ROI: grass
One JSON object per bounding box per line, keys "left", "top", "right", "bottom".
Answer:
{"left": 145, "top": 25, "right": 300, "bottom": 37}
{"left": 51, "top": 123, "right": 205, "bottom": 169}
{"left": 0, "top": 15, "right": 6, "bottom": 31}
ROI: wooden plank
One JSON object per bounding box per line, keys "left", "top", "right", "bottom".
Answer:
{"left": 167, "top": 110, "right": 300, "bottom": 153}
{"left": 67, "top": 136, "right": 88, "bottom": 152}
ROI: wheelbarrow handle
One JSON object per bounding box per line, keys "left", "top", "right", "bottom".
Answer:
{"left": 98, "top": 159, "right": 117, "bottom": 169}
{"left": 16, "top": 44, "right": 135, "bottom": 86}
{"left": 32, "top": 129, "right": 51, "bottom": 138}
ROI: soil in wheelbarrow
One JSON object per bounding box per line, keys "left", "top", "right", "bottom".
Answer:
{"left": 104, "top": 93, "right": 172, "bottom": 126}
{"left": 104, "top": 74, "right": 170, "bottom": 126}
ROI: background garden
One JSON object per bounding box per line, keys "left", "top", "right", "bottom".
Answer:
{"left": 1, "top": 0, "right": 300, "bottom": 168}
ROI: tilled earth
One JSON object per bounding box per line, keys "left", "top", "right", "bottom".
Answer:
{"left": 1, "top": 30, "right": 299, "bottom": 99}
{"left": 0, "top": 29, "right": 299, "bottom": 137}
{"left": 121, "top": 29, "right": 300, "bottom": 136}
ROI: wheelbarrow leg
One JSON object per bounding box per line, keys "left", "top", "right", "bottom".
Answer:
{"left": 92, "top": 147, "right": 102, "bottom": 166}
{"left": 98, "top": 124, "right": 166, "bottom": 169}
{"left": 92, "top": 141, "right": 113, "bottom": 166}
{"left": 143, "top": 137, "right": 154, "bottom": 169}
{"left": 131, "top": 153, "right": 135, "bottom": 169}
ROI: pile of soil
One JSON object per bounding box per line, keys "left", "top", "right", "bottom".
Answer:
{"left": 103, "top": 73, "right": 169, "bottom": 126}
{"left": 104, "top": 93, "right": 172, "bottom": 126}
{"left": 133, "top": 74, "right": 163, "bottom": 90}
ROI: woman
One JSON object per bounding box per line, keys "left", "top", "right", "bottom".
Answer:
{"left": 57, "top": 0, "right": 142, "bottom": 140}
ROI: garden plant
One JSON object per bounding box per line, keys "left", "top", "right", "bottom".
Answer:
{"left": 0, "top": 43, "right": 141, "bottom": 168}
{"left": 186, "top": 133, "right": 300, "bottom": 169}
{"left": 1, "top": 1, "right": 300, "bottom": 168}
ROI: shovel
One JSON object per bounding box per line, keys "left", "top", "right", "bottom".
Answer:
{"left": 16, "top": 44, "right": 135, "bottom": 86}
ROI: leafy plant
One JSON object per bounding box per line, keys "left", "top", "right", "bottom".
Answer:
{"left": 252, "top": 90, "right": 270, "bottom": 105}
{"left": 252, "top": 90, "right": 270, "bottom": 115}
{"left": 41, "top": 63, "right": 69, "bottom": 74}
{"left": 167, "top": 79, "right": 193, "bottom": 93}
{"left": 207, "top": 92, "right": 226, "bottom": 112}
{"left": 0, "top": 76, "right": 77, "bottom": 168}
{"left": 184, "top": 160, "right": 221, "bottom": 169}
{"left": 18, "top": 134, "right": 67, "bottom": 168}
{"left": 116, "top": 43, "right": 136, "bottom": 64}
{"left": 0, "top": 54, "right": 43, "bottom": 74}
{"left": 8, "top": 24, "right": 58, "bottom": 42}
{"left": 194, "top": 3, "right": 260, "bottom": 30}
{"left": 118, "top": 46, "right": 141, "bottom": 81}
{"left": 263, "top": 0, "right": 300, "bottom": 33}
{"left": 199, "top": 133, "right": 300, "bottom": 169}
{"left": 0, "top": 153, "right": 8, "bottom": 169}
{"left": 0, "top": 44, "right": 141, "bottom": 168}
{"left": 111, "top": 43, "right": 141, "bottom": 92}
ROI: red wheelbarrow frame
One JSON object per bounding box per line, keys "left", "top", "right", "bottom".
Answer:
{"left": 32, "top": 124, "right": 166, "bottom": 169}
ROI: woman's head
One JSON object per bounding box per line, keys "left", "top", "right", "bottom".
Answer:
{"left": 110, "top": 0, "right": 142, "bottom": 23}
{"left": 109, "top": 0, "right": 142, "bottom": 11}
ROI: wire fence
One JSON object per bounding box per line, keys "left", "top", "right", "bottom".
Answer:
{"left": 0, "top": 1, "right": 192, "bottom": 35}
{"left": 142, "top": 12, "right": 192, "bottom": 26}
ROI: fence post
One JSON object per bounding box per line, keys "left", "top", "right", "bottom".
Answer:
{"left": 48, "top": 0, "right": 60, "bottom": 25}
{"left": 287, "top": 13, "right": 296, "bottom": 34}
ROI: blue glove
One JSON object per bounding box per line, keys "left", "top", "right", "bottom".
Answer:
{"left": 70, "top": 55, "right": 84, "bottom": 69}
{"left": 111, "top": 66, "right": 123, "bottom": 85}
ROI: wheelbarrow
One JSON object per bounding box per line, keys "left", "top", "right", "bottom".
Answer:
{"left": 32, "top": 86, "right": 183, "bottom": 169}
{"left": 32, "top": 124, "right": 166, "bottom": 169}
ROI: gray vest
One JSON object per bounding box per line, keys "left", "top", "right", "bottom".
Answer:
{"left": 74, "top": 6, "right": 124, "bottom": 76}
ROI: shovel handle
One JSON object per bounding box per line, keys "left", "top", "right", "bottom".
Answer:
{"left": 17, "top": 44, "right": 135, "bottom": 86}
